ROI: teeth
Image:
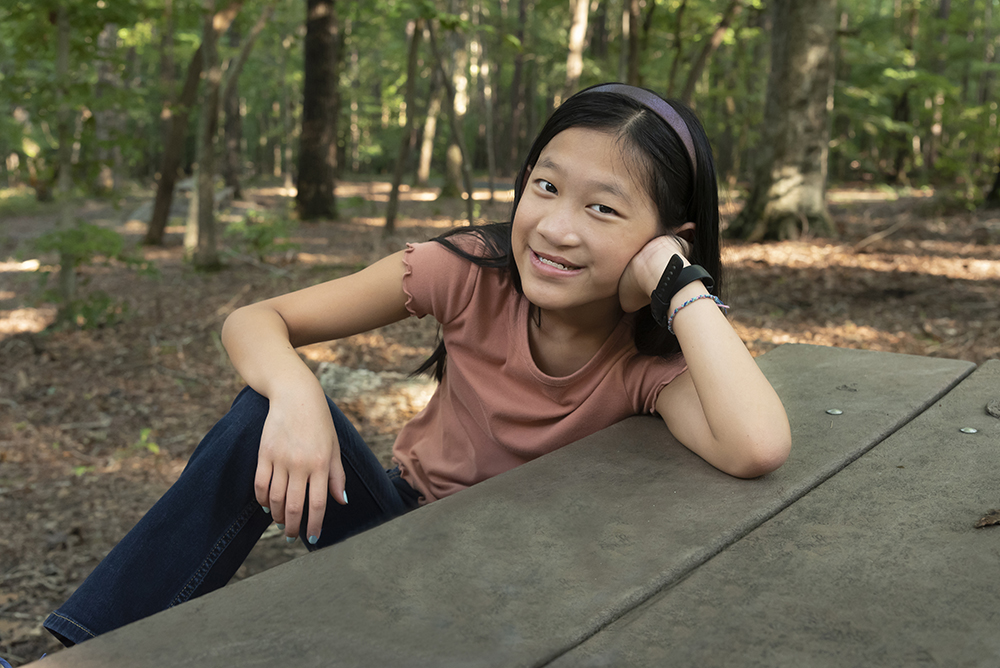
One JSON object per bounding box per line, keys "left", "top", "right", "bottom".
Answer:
{"left": 539, "top": 255, "right": 573, "bottom": 270}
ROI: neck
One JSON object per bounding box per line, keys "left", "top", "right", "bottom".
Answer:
{"left": 527, "top": 300, "right": 624, "bottom": 377}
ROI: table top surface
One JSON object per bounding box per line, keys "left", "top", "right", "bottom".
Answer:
{"left": 31, "top": 345, "right": 997, "bottom": 668}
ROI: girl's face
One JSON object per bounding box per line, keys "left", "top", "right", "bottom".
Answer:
{"left": 512, "top": 127, "right": 660, "bottom": 323}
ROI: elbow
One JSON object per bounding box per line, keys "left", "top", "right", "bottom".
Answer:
{"left": 220, "top": 306, "right": 243, "bottom": 351}
{"left": 725, "top": 428, "right": 791, "bottom": 479}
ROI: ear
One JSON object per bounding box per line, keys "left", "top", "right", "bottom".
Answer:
{"left": 522, "top": 165, "right": 532, "bottom": 191}
{"left": 673, "top": 222, "right": 696, "bottom": 244}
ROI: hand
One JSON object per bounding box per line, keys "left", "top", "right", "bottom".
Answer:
{"left": 253, "top": 384, "right": 347, "bottom": 544}
{"left": 619, "top": 233, "right": 692, "bottom": 313}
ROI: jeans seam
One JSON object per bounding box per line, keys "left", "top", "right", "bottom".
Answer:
{"left": 168, "top": 498, "right": 259, "bottom": 607}
{"left": 47, "top": 611, "right": 97, "bottom": 639}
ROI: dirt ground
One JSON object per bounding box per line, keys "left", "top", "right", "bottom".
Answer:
{"left": 1, "top": 182, "right": 998, "bottom": 664}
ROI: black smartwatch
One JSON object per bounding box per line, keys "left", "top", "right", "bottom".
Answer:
{"left": 649, "top": 255, "right": 715, "bottom": 327}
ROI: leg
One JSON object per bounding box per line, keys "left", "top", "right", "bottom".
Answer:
{"left": 44, "top": 388, "right": 417, "bottom": 646}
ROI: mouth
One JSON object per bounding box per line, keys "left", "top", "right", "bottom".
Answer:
{"left": 532, "top": 249, "right": 581, "bottom": 272}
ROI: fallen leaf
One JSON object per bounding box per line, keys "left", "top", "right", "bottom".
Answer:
{"left": 974, "top": 509, "right": 1000, "bottom": 529}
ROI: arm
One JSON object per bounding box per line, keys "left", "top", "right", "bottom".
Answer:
{"left": 620, "top": 236, "right": 791, "bottom": 478}
{"left": 221, "top": 250, "right": 412, "bottom": 541}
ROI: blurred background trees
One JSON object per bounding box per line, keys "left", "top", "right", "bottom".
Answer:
{"left": 2, "top": 0, "right": 999, "bottom": 241}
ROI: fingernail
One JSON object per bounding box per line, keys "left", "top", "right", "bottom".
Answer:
{"left": 276, "top": 524, "right": 284, "bottom": 530}
{"left": 343, "top": 491, "right": 349, "bottom": 504}
{"left": 308, "top": 535, "right": 319, "bottom": 545}
{"left": 261, "top": 506, "right": 270, "bottom": 514}
{"left": 286, "top": 536, "right": 296, "bottom": 544}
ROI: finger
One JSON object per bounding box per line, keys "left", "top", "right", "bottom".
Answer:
{"left": 283, "top": 476, "right": 307, "bottom": 542}
{"left": 305, "top": 471, "right": 329, "bottom": 545}
{"left": 254, "top": 459, "right": 273, "bottom": 513}
{"left": 268, "top": 467, "right": 288, "bottom": 527}
{"left": 329, "top": 456, "right": 348, "bottom": 507}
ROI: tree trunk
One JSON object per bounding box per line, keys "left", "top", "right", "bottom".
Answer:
{"left": 94, "top": 23, "right": 120, "bottom": 195}
{"left": 729, "top": 0, "right": 837, "bottom": 241}
{"left": 680, "top": 0, "right": 741, "bottom": 106}
{"left": 479, "top": 26, "right": 497, "bottom": 202}
{"left": 429, "top": 21, "right": 475, "bottom": 225}
{"left": 145, "top": 1, "right": 242, "bottom": 245}
{"left": 983, "top": 157, "right": 1000, "bottom": 208}
{"left": 385, "top": 19, "right": 423, "bottom": 233}
{"left": 925, "top": 0, "right": 951, "bottom": 173}
{"left": 297, "top": 0, "right": 340, "bottom": 220}
{"left": 665, "top": 0, "right": 686, "bottom": 96}
{"left": 507, "top": 0, "right": 528, "bottom": 173}
{"left": 54, "top": 4, "right": 76, "bottom": 310}
{"left": 222, "top": 86, "right": 243, "bottom": 198}
{"left": 282, "top": 35, "right": 296, "bottom": 190}
{"left": 222, "top": 25, "right": 243, "bottom": 198}
{"left": 626, "top": 0, "right": 641, "bottom": 86}
{"left": 160, "top": 0, "right": 175, "bottom": 151}
{"left": 441, "top": 6, "right": 469, "bottom": 200}
{"left": 186, "top": 0, "right": 223, "bottom": 270}
{"left": 417, "top": 67, "right": 443, "bottom": 186}
{"left": 562, "top": 0, "right": 589, "bottom": 103}
{"left": 590, "top": 0, "right": 608, "bottom": 59}
{"left": 219, "top": 0, "right": 277, "bottom": 199}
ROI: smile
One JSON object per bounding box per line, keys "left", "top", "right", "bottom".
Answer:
{"left": 531, "top": 249, "right": 581, "bottom": 272}
{"left": 539, "top": 255, "right": 575, "bottom": 270}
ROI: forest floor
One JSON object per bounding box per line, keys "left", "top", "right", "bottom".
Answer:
{"left": 1, "top": 180, "right": 999, "bottom": 664}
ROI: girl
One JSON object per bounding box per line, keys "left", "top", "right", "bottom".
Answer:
{"left": 44, "top": 83, "right": 790, "bottom": 647}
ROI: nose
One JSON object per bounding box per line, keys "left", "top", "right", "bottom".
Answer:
{"left": 536, "top": 202, "right": 581, "bottom": 248}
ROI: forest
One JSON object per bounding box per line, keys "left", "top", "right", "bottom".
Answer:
{"left": 1, "top": 0, "right": 999, "bottom": 665}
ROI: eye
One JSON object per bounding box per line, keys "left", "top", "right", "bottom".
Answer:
{"left": 535, "top": 178, "right": 557, "bottom": 194}
{"left": 589, "top": 203, "right": 618, "bottom": 216}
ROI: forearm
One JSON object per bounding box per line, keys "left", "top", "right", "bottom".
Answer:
{"left": 221, "top": 304, "right": 323, "bottom": 400}
{"left": 669, "top": 281, "right": 790, "bottom": 475}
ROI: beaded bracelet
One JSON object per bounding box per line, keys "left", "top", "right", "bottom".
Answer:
{"left": 666, "top": 294, "right": 730, "bottom": 335}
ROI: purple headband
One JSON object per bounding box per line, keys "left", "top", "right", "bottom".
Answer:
{"left": 588, "top": 83, "right": 697, "bottom": 181}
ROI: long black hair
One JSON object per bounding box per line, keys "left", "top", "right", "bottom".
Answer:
{"left": 414, "top": 84, "right": 723, "bottom": 381}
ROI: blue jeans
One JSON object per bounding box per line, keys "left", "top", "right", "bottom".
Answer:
{"left": 43, "top": 387, "right": 420, "bottom": 647}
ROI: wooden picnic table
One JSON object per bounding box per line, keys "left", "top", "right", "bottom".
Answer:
{"left": 31, "top": 344, "right": 997, "bottom": 667}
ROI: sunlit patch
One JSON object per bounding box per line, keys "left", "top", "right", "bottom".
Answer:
{"left": 253, "top": 186, "right": 297, "bottom": 198}
{"left": 0, "top": 306, "right": 56, "bottom": 337}
{"left": 827, "top": 188, "right": 934, "bottom": 203}
{"left": 0, "top": 259, "right": 41, "bottom": 272}
{"left": 471, "top": 189, "right": 514, "bottom": 202}
{"left": 726, "top": 241, "right": 1000, "bottom": 281}
{"left": 122, "top": 220, "right": 147, "bottom": 233}
{"left": 299, "top": 343, "right": 340, "bottom": 363}
{"left": 733, "top": 320, "right": 918, "bottom": 358}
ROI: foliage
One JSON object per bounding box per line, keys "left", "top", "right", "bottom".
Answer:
{"left": 131, "top": 427, "right": 161, "bottom": 455}
{"left": 27, "top": 220, "right": 158, "bottom": 329}
{"left": 224, "top": 208, "right": 300, "bottom": 261}
{"left": 1, "top": 0, "right": 998, "bottom": 206}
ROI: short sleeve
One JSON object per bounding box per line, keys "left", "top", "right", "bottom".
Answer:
{"left": 402, "top": 241, "right": 482, "bottom": 324}
{"left": 623, "top": 352, "right": 687, "bottom": 414}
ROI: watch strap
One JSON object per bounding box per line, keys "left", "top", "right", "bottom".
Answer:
{"left": 650, "top": 257, "right": 714, "bottom": 327}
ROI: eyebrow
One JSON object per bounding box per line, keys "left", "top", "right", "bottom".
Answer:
{"left": 535, "top": 156, "right": 630, "bottom": 202}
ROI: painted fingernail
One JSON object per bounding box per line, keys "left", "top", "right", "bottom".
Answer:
{"left": 286, "top": 536, "right": 296, "bottom": 544}
{"left": 308, "top": 535, "right": 319, "bottom": 545}
{"left": 261, "top": 506, "right": 270, "bottom": 514}
{"left": 276, "top": 524, "right": 285, "bottom": 530}
{"left": 343, "top": 491, "right": 349, "bottom": 504}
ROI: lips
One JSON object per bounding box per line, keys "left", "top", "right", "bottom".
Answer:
{"left": 531, "top": 249, "right": 581, "bottom": 272}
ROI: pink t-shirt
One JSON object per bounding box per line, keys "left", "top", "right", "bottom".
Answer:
{"left": 392, "top": 240, "right": 686, "bottom": 503}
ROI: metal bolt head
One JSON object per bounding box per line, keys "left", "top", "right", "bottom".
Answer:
{"left": 826, "top": 409, "right": 844, "bottom": 415}
{"left": 960, "top": 427, "right": 978, "bottom": 434}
